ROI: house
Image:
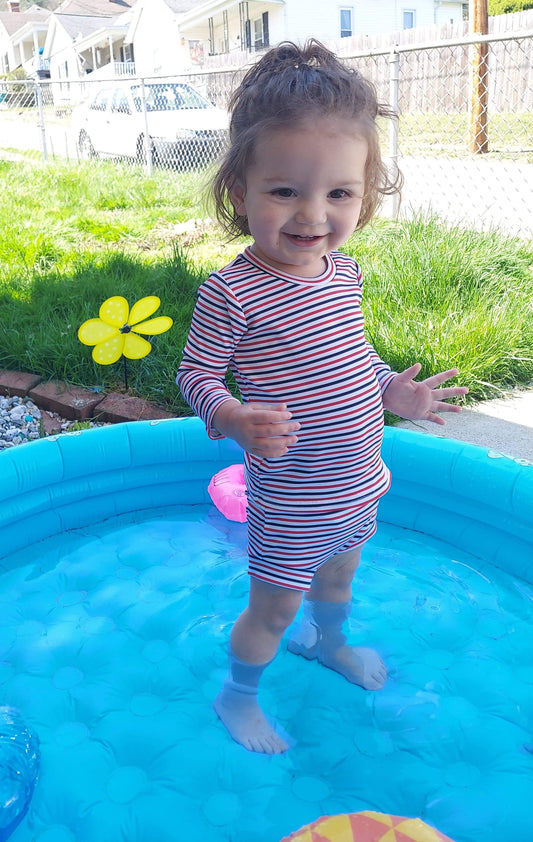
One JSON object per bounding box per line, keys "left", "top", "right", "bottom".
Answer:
{"left": 177, "top": 0, "right": 467, "bottom": 66}
{"left": 0, "top": 2, "right": 51, "bottom": 78}
{"left": 4, "top": 0, "right": 468, "bottom": 95}
{"left": 42, "top": 0, "right": 134, "bottom": 102}
{"left": 117, "top": 0, "right": 468, "bottom": 74}
{"left": 124, "top": 0, "right": 202, "bottom": 76}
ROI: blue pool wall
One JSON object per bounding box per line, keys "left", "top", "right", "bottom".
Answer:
{"left": 0, "top": 417, "right": 531, "bottom": 583}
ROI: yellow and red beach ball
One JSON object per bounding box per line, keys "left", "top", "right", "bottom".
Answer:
{"left": 281, "top": 810, "right": 454, "bottom": 842}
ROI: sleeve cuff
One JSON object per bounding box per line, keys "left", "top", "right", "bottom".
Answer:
{"left": 205, "top": 396, "right": 241, "bottom": 440}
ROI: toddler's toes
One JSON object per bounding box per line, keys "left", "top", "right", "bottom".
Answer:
{"left": 318, "top": 645, "right": 387, "bottom": 690}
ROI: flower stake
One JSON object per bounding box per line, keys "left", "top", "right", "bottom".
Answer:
{"left": 78, "top": 296, "right": 173, "bottom": 390}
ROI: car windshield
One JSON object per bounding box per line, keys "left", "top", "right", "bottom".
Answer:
{"left": 130, "top": 84, "right": 211, "bottom": 112}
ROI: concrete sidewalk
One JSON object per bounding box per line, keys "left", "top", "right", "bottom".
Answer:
{"left": 396, "top": 388, "right": 533, "bottom": 463}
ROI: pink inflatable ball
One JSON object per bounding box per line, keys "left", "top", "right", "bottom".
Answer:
{"left": 208, "top": 464, "right": 248, "bottom": 522}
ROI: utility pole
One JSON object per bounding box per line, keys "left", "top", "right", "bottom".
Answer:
{"left": 469, "top": 0, "right": 489, "bottom": 153}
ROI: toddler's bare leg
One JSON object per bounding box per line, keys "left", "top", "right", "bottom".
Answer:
{"left": 288, "top": 548, "right": 386, "bottom": 690}
{"left": 214, "top": 578, "right": 302, "bottom": 754}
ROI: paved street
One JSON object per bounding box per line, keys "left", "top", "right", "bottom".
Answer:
{"left": 385, "top": 154, "right": 533, "bottom": 239}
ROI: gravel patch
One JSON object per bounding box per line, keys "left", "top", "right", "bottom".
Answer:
{"left": 0, "top": 395, "right": 106, "bottom": 452}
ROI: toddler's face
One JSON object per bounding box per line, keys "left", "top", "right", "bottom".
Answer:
{"left": 230, "top": 116, "right": 368, "bottom": 278}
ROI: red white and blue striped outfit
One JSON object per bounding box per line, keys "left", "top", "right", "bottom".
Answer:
{"left": 177, "top": 247, "right": 395, "bottom": 590}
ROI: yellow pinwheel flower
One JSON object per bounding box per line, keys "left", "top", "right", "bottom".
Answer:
{"left": 78, "top": 296, "right": 173, "bottom": 365}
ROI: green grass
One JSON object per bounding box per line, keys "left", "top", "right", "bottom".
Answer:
{"left": 1, "top": 159, "right": 532, "bottom": 416}
{"left": 345, "top": 216, "right": 533, "bottom": 401}
{"left": 399, "top": 112, "right": 533, "bottom": 161}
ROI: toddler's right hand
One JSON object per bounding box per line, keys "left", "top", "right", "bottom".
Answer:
{"left": 213, "top": 401, "right": 300, "bottom": 457}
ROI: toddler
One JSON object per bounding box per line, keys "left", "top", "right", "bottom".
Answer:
{"left": 177, "top": 40, "right": 467, "bottom": 754}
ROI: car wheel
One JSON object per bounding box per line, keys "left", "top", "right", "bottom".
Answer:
{"left": 78, "top": 131, "right": 96, "bottom": 160}
{"left": 136, "top": 135, "right": 157, "bottom": 166}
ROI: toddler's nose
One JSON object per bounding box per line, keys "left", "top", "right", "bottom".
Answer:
{"left": 294, "top": 199, "right": 327, "bottom": 225}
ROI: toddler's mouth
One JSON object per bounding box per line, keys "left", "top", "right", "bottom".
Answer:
{"left": 285, "top": 233, "right": 323, "bottom": 242}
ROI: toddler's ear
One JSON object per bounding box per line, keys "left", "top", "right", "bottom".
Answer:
{"left": 229, "top": 180, "right": 246, "bottom": 215}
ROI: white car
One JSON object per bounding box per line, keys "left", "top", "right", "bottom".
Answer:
{"left": 72, "top": 80, "right": 228, "bottom": 168}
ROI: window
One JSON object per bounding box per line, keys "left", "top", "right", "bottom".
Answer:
{"left": 90, "top": 89, "right": 111, "bottom": 112}
{"left": 251, "top": 12, "right": 269, "bottom": 50}
{"left": 59, "top": 60, "right": 69, "bottom": 92}
{"left": 112, "top": 89, "right": 130, "bottom": 114}
{"left": 403, "top": 10, "right": 415, "bottom": 29}
{"left": 262, "top": 12, "right": 269, "bottom": 48}
{"left": 122, "top": 43, "right": 134, "bottom": 63}
{"left": 253, "top": 17, "right": 263, "bottom": 49}
{"left": 340, "top": 8, "right": 353, "bottom": 38}
{"left": 131, "top": 83, "right": 210, "bottom": 112}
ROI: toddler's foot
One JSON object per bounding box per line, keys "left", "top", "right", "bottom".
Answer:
{"left": 288, "top": 638, "right": 386, "bottom": 690}
{"left": 213, "top": 684, "right": 289, "bottom": 754}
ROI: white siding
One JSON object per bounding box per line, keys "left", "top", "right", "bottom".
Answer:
{"left": 0, "top": 26, "right": 17, "bottom": 73}
{"left": 264, "top": 1, "right": 465, "bottom": 44}
{"left": 47, "top": 25, "right": 79, "bottom": 84}
{"left": 265, "top": 7, "right": 286, "bottom": 46}
{"left": 282, "top": 0, "right": 344, "bottom": 42}
{"left": 352, "top": 1, "right": 435, "bottom": 36}
{"left": 434, "top": 2, "right": 465, "bottom": 27}
{"left": 132, "top": 0, "right": 190, "bottom": 75}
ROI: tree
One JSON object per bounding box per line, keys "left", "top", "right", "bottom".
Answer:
{"left": 488, "top": 0, "right": 533, "bottom": 13}
{"left": 0, "top": 1, "right": 59, "bottom": 9}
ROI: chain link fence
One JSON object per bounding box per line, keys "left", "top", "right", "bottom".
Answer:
{"left": 0, "top": 74, "right": 229, "bottom": 172}
{"left": 386, "top": 31, "right": 533, "bottom": 237}
{"left": 1, "top": 29, "right": 532, "bottom": 236}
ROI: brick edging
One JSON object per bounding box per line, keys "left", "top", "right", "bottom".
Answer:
{"left": 0, "top": 370, "right": 177, "bottom": 424}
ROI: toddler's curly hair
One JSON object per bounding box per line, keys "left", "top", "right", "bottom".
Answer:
{"left": 212, "top": 40, "right": 401, "bottom": 238}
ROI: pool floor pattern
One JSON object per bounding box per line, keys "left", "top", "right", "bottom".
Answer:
{"left": 1, "top": 505, "right": 532, "bottom": 842}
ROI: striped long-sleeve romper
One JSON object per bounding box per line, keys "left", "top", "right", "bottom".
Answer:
{"left": 177, "top": 247, "right": 396, "bottom": 591}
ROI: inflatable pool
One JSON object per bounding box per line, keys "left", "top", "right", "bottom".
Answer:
{"left": 0, "top": 418, "right": 531, "bottom": 842}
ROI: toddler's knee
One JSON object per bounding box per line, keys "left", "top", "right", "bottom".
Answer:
{"left": 249, "top": 578, "right": 302, "bottom": 637}
{"left": 266, "top": 597, "right": 301, "bottom": 636}
{"left": 268, "top": 606, "right": 298, "bottom": 636}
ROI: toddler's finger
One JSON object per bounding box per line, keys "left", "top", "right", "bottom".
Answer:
{"left": 433, "top": 386, "right": 469, "bottom": 400}
{"left": 424, "top": 368, "right": 461, "bottom": 387}
{"left": 396, "top": 363, "right": 422, "bottom": 381}
{"left": 248, "top": 401, "right": 289, "bottom": 412}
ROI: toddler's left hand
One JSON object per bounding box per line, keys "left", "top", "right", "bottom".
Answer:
{"left": 383, "top": 363, "right": 469, "bottom": 426}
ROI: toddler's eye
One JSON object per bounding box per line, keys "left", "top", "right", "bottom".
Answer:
{"left": 271, "top": 188, "right": 295, "bottom": 198}
{"left": 329, "top": 189, "right": 350, "bottom": 199}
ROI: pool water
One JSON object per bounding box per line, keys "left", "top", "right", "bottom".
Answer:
{"left": 1, "top": 504, "right": 531, "bottom": 842}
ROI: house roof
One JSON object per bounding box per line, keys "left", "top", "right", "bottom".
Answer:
{"left": 55, "top": 0, "right": 133, "bottom": 15}
{"left": 43, "top": 8, "right": 132, "bottom": 60}
{"left": 162, "top": 0, "right": 207, "bottom": 11}
{"left": 0, "top": 8, "right": 49, "bottom": 36}
{"left": 51, "top": 12, "right": 124, "bottom": 39}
